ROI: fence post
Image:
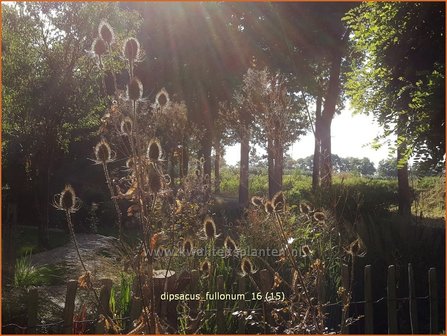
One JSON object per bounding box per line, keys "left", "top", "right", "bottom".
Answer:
{"left": 27, "top": 288, "right": 38, "bottom": 334}
{"left": 387, "top": 265, "right": 397, "bottom": 334}
{"left": 95, "top": 278, "right": 113, "bottom": 334}
{"left": 63, "top": 280, "right": 78, "bottom": 334}
{"left": 340, "top": 263, "right": 350, "bottom": 334}
{"left": 238, "top": 275, "right": 246, "bottom": 334}
{"left": 407, "top": 263, "right": 418, "bottom": 334}
{"left": 129, "top": 277, "right": 142, "bottom": 326}
{"left": 364, "top": 265, "right": 373, "bottom": 334}
{"left": 216, "top": 275, "right": 225, "bottom": 333}
{"left": 429, "top": 268, "right": 438, "bottom": 334}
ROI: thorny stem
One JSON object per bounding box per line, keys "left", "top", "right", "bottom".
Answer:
{"left": 102, "top": 163, "right": 122, "bottom": 240}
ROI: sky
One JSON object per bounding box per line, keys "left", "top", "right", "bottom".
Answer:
{"left": 224, "top": 107, "right": 393, "bottom": 167}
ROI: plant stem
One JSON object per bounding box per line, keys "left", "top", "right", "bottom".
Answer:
{"left": 102, "top": 163, "right": 122, "bottom": 240}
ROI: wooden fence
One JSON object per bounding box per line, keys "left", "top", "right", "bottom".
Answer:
{"left": 3, "top": 263, "right": 440, "bottom": 334}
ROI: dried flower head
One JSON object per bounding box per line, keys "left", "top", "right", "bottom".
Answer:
{"left": 91, "top": 37, "right": 107, "bottom": 57}
{"left": 313, "top": 211, "right": 326, "bottom": 223}
{"left": 347, "top": 238, "right": 367, "bottom": 258}
{"left": 126, "top": 158, "right": 135, "bottom": 170}
{"left": 272, "top": 191, "right": 285, "bottom": 212}
{"left": 93, "top": 139, "right": 115, "bottom": 164}
{"left": 203, "top": 216, "right": 219, "bottom": 239}
{"left": 224, "top": 236, "right": 237, "bottom": 255}
{"left": 98, "top": 20, "right": 114, "bottom": 46}
{"left": 53, "top": 185, "right": 81, "bottom": 213}
{"left": 123, "top": 37, "right": 140, "bottom": 62}
{"left": 127, "top": 77, "right": 143, "bottom": 101}
{"left": 251, "top": 196, "right": 264, "bottom": 208}
{"left": 147, "top": 139, "right": 163, "bottom": 162}
{"left": 264, "top": 200, "right": 274, "bottom": 214}
{"left": 182, "top": 239, "right": 194, "bottom": 256}
{"left": 301, "top": 245, "right": 313, "bottom": 257}
{"left": 299, "top": 201, "right": 313, "bottom": 215}
{"left": 155, "top": 88, "right": 170, "bottom": 108}
{"left": 240, "top": 257, "right": 255, "bottom": 276}
{"left": 120, "top": 117, "right": 133, "bottom": 135}
{"left": 200, "top": 260, "right": 211, "bottom": 278}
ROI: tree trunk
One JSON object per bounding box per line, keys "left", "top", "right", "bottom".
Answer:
{"left": 397, "top": 114, "right": 412, "bottom": 218}
{"left": 267, "top": 136, "right": 275, "bottom": 199}
{"left": 239, "top": 132, "right": 250, "bottom": 207}
{"left": 270, "top": 137, "right": 283, "bottom": 197}
{"left": 320, "top": 30, "right": 348, "bottom": 189}
{"left": 312, "top": 96, "right": 323, "bottom": 192}
{"left": 199, "top": 135, "right": 212, "bottom": 179}
{"left": 214, "top": 142, "right": 221, "bottom": 193}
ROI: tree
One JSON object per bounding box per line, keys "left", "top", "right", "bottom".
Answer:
{"left": 377, "top": 159, "right": 397, "bottom": 178}
{"left": 2, "top": 3, "right": 141, "bottom": 247}
{"left": 346, "top": 2, "right": 445, "bottom": 216}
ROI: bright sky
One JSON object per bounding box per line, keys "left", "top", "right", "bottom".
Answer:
{"left": 224, "top": 107, "right": 392, "bottom": 167}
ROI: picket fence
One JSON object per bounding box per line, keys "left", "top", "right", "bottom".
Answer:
{"left": 2, "top": 263, "right": 440, "bottom": 334}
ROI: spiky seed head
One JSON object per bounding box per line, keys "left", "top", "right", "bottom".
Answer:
{"left": 126, "top": 158, "right": 134, "bottom": 170}
{"left": 92, "top": 37, "right": 107, "bottom": 56}
{"left": 264, "top": 200, "right": 274, "bottom": 214}
{"left": 299, "top": 201, "right": 313, "bottom": 215}
{"left": 147, "top": 139, "right": 162, "bottom": 162}
{"left": 224, "top": 236, "right": 237, "bottom": 254}
{"left": 120, "top": 117, "right": 133, "bottom": 135}
{"left": 123, "top": 37, "right": 140, "bottom": 61}
{"left": 127, "top": 77, "right": 143, "bottom": 101}
{"left": 251, "top": 196, "right": 264, "bottom": 208}
{"left": 241, "top": 257, "right": 254, "bottom": 276}
{"left": 95, "top": 139, "right": 112, "bottom": 163}
{"left": 272, "top": 191, "right": 285, "bottom": 212}
{"left": 155, "top": 88, "right": 170, "bottom": 108}
{"left": 148, "top": 164, "right": 162, "bottom": 194}
{"left": 203, "top": 216, "right": 217, "bottom": 239}
{"left": 98, "top": 20, "right": 114, "bottom": 45}
{"left": 301, "top": 245, "right": 312, "bottom": 257}
{"left": 61, "top": 185, "right": 76, "bottom": 211}
{"left": 200, "top": 260, "right": 211, "bottom": 277}
{"left": 183, "top": 239, "right": 193, "bottom": 255}
{"left": 313, "top": 211, "right": 326, "bottom": 222}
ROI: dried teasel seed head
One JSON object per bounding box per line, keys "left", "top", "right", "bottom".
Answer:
{"left": 127, "top": 77, "right": 143, "bottom": 101}
{"left": 120, "top": 117, "right": 133, "bottom": 135}
{"left": 98, "top": 20, "right": 114, "bottom": 45}
{"left": 299, "top": 201, "right": 313, "bottom": 215}
{"left": 301, "top": 245, "right": 312, "bottom": 257}
{"left": 155, "top": 88, "right": 170, "bottom": 108}
{"left": 272, "top": 191, "right": 285, "bottom": 212}
{"left": 92, "top": 37, "right": 107, "bottom": 57}
{"left": 313, "top": 211, "right": 326, "bottom": 222}
{"left": 123, "top": 37, "right": 140, "bottom": 61}
{"left": 200, "top": 260, "right": 211, "bottom": 277}
{"left": 61, "top": 185, "right": 76, "bottom": 211}
{"left": 94, "top": 139, "right": 113, "bottom": 163}
{"left": 241, "top": 257, "right": 254, "bottom": 276}
{"left": 147, "top": 139, "right": 162, "bottom": 162}
{"left": 203, "top": 216, "right": 217, "bottom": 239}
{"left": 224, "top": 236, "right": 237, "bottom": 254}
{"left": 251, "top": 196, "right": 264, "bottom": 208}
{"left": 264, "top": 200, "right": 274, "bottom": 214}
{"left": 182, "top": 239, "right": 193, "bottom": 255}
{"left": 148, "top": 164, "right": 162, "bottom": 194}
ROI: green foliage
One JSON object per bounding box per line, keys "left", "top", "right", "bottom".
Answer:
{"left": 13, "top": 255, "right": 49, "bottom": 289}
{"left": 345, "top": 2, "right": 445, "bottom": 169}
